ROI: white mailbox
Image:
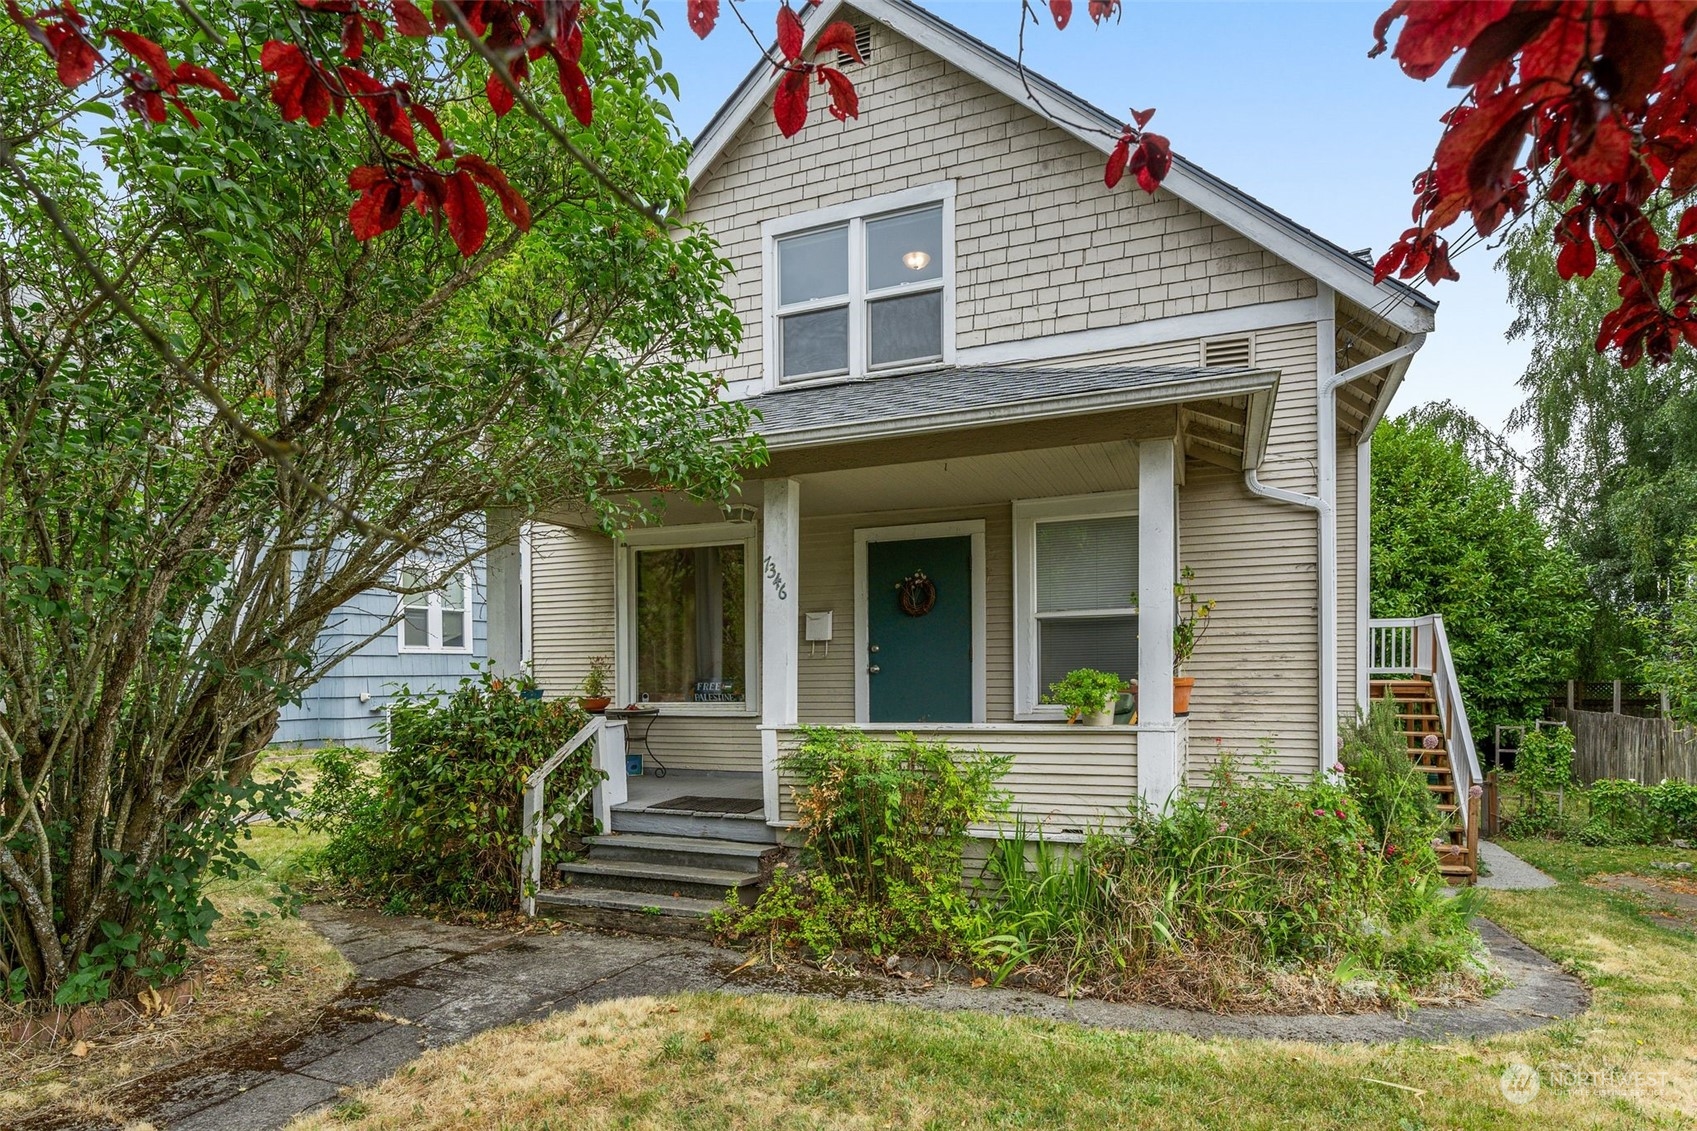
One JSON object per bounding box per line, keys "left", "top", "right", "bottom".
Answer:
{"left": 804, "top": 610, "right": 833, "bottom": 641}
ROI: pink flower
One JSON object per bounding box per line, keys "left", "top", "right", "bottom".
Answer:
{"left": 1313, "top": 808, "right": 1325, "bottom": 817}
{"left": 1217, "top": 820, "right": 1228, "bottom": 833}
{"left": 1335, "top": 809, "right": 1346, "bottom": 819}
{"left": 1468, "top": 783, "right": 1484, "bottom": 799}
{"left": 1332, "top": 761, "right": 1345, "bottom": 774}
{"left": 1422, "top": 733, "right": 1441, "bottom": 750}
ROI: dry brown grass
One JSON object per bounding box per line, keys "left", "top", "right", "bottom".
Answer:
{"left": 1, "top": 825, "right": 352, "bottom": 1126}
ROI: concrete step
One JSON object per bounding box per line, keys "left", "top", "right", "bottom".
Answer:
{"left": 584, "top": 832, "right": 776, "bottom": 873}
{"left": 611, "top": 806, "right": 776, "bottom": 844}
{"left": 534, "top": 887, "right": 722, "bottom": 938}
{"left": 558, "top": 858, "right": 759, "bottom": 903}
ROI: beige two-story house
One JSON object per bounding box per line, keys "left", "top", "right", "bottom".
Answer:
{"left": 507, "top": 0, "right": 1481, "bottom": 921}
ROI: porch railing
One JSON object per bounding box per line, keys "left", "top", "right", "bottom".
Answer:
{"left": 519, "top": 715, "right": 625, "bottom": 916}
{"left": 1368, "top": 615, "right": 1481, "bottom": 848}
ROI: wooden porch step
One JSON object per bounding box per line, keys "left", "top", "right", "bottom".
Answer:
{"left": 534, "top": 887, "right": 722, "bottom": 938}
{"left": 582, "top": 832, "right": 776, "bottom": 874}
{"left": 557, "top": 858, "right": 759, "bottom": 904}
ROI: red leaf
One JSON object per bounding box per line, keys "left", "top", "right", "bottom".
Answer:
{"left": 347, "top": 167, "right": 410, "bottom": 240}
{"left": 813, "top": 20, "right": 860, "bottom": 63}
{"left": 457, "top": 154, "right": 531, "bottom": 230}
{"left": 817, "top": 66, "right": 857, "bottom": 122}
{"left": 1088, "top": 0, "right": 1119, "bottom": 23}
{"left": 411, "top": 100, "right": 450, "bottom": 159}
{"left": 1372, "top": 239, "right": 1411, "bottom": 284}
{"left": 392, "top": 0, "right": 431, "bottom": 37}
{"left": 1564, "top": 111, "right": 1634, "bottom": 184}
{"left": 773, "top": 67, "right": 809, "bottom": 137}
{"left": 1129, "top": 106, "right": 1155, "bottom": 129}
{"left": 341, "top": 13, "right": 365, "bottom": 59}
{"left": 442, "top": 167, "right": 489, "bottom": 256}
{"left": 174, "top": 62, "right": 236, "bottom": 100}
{"left": 262, "top": 39, "right": 341, "bottom": 126}
{"left": 339, "top": 66, "right": 416, "bottom": 154}
{"left": 557, "top": 55, "right": 593, "bottom": 126}
{"left": 1132, "top": 133, "right": 1172, "bottom": 194}
{"left": 1104, "top": 131, "right": 1130, "bottom": 188}
{"left": 776, "top": 4, "right": 804, "bottom": 62}
{"left": 1681, "top": 207, "right": 1697, "bottom": 242}
{"left": 1049, "top": 1, "right": 1072, "bottom": 30}
{"left": 485, "top": 69, "right": 514, "bottom": 116}
{"left": 106, "top": 29, "right": 171, "bottom": 86}
{"left": 687, "top": 0, "right": 719, "bottom": 38}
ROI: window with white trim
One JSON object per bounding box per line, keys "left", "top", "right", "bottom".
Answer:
{"left": 767, "top": 185, "right": 952, "bottom": 384}
{"left": 1013, "top": 495, "right": 1140, "bottom": 717}
{"left": 619, "top": 523, "right": 759, "bottom": 713}
{"left": 397, "top": 565, "right": 472, "bottom": 653}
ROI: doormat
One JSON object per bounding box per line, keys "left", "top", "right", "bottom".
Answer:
{"left": 650, "top": 795, "right": 764, "bottom": 814}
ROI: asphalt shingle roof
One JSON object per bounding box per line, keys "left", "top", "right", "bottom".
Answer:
{"left": 748, "top": 363, "right": 1260, "bottom": 440}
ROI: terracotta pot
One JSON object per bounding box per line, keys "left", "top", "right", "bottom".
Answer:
{"left": 580, "top": 696, "right": 612, "bottom": 713}
{"left": 1173, "top": 677, "right": 1195, "bottom": 716}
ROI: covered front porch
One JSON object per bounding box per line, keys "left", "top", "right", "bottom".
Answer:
{"left": 518, "top": 361, "right": 1286, "bottom": 839}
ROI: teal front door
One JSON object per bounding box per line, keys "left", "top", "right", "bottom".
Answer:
{"left": 866, "top": 535, "right": 974, "bottom": 723}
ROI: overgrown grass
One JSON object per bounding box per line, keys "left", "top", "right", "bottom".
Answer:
{"left": 2, "top": 823, "right": 352, "bottom": 1126}
{"left": 288, "top": 842, "right": 1697, "bottom": 1129}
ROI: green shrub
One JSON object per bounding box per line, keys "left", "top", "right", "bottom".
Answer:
{"left": 1339, "top": 696, "right": 1443, "bottom": 854}
{"left": 1576, "top": 778, "right": 1697, "bottom": 846}
{"left": 309, "top": 671, "right": 596, "bottom": 912}
{"left": 1506, "top": 725, "right": 1575, "bottom": 837}
{"left": 982, "top": 759, "right": 1481, "bottom": 1007}
{"left": 715, "top": 726, "right": 1010, "bottom": 959}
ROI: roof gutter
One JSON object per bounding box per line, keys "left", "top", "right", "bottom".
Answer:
{"left": 1241, "top": 293, "right": 1426, "bottom": 777}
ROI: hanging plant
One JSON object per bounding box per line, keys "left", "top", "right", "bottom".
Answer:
{"left": 896, "top": 570, "right": 936, "bottom": 617}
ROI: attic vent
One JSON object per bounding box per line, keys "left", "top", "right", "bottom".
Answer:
{"left": 840, "top": 23, "right": 873, "bottom": 65}
{"left": 1203, "top": 336, "right": 1253, "bottom": 368}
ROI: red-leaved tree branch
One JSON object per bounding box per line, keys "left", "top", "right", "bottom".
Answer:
{"left": 8, "top": 0, "right": 1172, "bottom": 264}
{"left": 1372, "top": 0, "right": 1697, "bottom": 368}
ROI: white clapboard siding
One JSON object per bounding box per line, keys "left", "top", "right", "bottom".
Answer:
{"left": 528, "top": 525, "right": 615, "bottom": 700}
{"left": 772, "top": 725, "right": 1139, "bottom": 837}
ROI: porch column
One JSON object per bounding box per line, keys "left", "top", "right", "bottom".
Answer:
{"left": 486, "top": 506, "right": 524, "bottom": 679}
{"left": 1137, "top": 438, "right": 1180, "bottom": 810}
{"left": 760, "top": 478, "right": 800, "bottom": 823}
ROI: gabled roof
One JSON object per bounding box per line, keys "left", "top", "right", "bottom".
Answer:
{"left": 753, "top": 362, "right": 1279, "bottom": 469}
{"left": 687, "top": 0, "right": 1435, "bottom": 336}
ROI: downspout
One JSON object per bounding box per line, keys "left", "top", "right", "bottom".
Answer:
{"left": 1242, "top": 303, "right": 1425, "bottom": 776}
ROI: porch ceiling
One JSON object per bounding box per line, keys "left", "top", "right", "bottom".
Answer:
{"left": 797, "top": 439, "right": 1142, "bottom": 515}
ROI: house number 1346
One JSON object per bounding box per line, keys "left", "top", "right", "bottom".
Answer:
{"left": 762, "top": 556, "right": 788, "bottom": 601}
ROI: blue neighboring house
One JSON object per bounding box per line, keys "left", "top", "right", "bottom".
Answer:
{"left": 274, "top": 554, "right": 518, "bottom": 748}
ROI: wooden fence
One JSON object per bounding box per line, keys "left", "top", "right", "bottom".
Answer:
{"left": 1554, "top": 707, "right": 1697, "bottom": 784}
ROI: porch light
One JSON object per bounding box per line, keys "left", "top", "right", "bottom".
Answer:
{"left": 902, "top": 249, "right": 931, "bottom": 271}
{"left": 722, "top": 503, "right": 758, "bottom": 524}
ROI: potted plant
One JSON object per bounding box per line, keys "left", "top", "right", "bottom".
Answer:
{"left": 579, "top": 655, "right": 613, "bottom": 713}
{"left": 1043, "top": 668, "right": 1128, "bottom": 726}
{"left": 1172, "top": 566, "right": 1215, "bottom": 715}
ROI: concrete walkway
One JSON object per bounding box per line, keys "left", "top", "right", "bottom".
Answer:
{"left": 54, "top": 904, "right": 1587, "bottom": 1131}
{"left": 1476, "top": 840, "right": 1559, "bottom": 890}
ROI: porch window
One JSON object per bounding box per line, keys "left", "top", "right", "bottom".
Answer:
{"left": 632, "top": 543, "right": 748, "bottom": 704}
{"left": 397, "top": 566, "right": 472, "bottom": 653}
{"left": 767, "top": 184, "right": 953, "bottom": 385}
{"left": 1013, "top": 494, "right": 1139, "bottom": 718}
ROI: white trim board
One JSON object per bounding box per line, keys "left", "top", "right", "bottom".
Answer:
{"left": 685, "top": 0, "right": 1435, "bottom": 336}
{"left": 957, "top": 297, "right": 1324, "bottom": 367}
{"left": 852, "top": 519, "right": 988, "bottom": 725}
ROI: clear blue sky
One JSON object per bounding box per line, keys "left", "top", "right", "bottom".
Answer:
{"left": 647, "top": 0, "right": 1530, "bottom": 435}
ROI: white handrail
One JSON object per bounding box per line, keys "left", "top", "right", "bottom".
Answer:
{"left": 519, "top": 716, "right": 624, "bottom": 916}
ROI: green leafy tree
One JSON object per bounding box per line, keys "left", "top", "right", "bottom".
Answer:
{"left": 1501, "top": 205, "right": 1697, "bottom": 675}
{"left": 1371, "top": 414, "right": 1592, "bottom": 742}
{"left": 1635, "top": 536, "right": 1697, "bottom": 725}
{"left": 0, "top": 2, "right": 758, "bottom": 1005}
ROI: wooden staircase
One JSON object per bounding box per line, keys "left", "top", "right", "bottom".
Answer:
{"left": 1369, "top": 676, "right": 1478, "bottom": 884}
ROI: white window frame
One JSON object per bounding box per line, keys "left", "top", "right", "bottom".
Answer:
{"left": 615, "top": 521, "right": 761, "bottom": 717}
{"left": 762, "top": 181, "right": 956, "bottom": 390}
{"left": 1012, "top": 492, "right": 1140, "bottom": 720}
{"left": 395, "top": 566, "right": 475, "bottom": 655}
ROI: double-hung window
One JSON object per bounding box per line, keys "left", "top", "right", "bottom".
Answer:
{"left": 767, "top": 184, "right": 953, "bottom": 384}
{"left": 1013, "top": 495, "right": 1140, "bottom": 718}
{"left": 397, "top": 565, "right": 472, "bottom": 653}
{"left": 618, "top": 523, "right": 758, "bottom": 713}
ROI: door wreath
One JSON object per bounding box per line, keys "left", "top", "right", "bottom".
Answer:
{"left": 896, "top": 570, "right": 937, "bottom": 616}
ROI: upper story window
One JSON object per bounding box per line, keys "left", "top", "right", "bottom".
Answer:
{"left": 398, "top": 565, "right": 473, "bottom": 654}
{"left": 765, "top": 183, "right": 954, "bottom": 386}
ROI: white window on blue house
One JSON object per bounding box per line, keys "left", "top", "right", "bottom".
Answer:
{"left": 1012, "top": 494, "right": 1140, "bottom": 718}
{"left": 398, "top": 566, "right": 472, "bottom": 653}
{"left": 766, "top": 183, "right": 954, "bottom": 386}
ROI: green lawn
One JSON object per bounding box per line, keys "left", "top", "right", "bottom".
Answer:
{"left": 291, "top": 840, "right": 1697, "bottom": 1130}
